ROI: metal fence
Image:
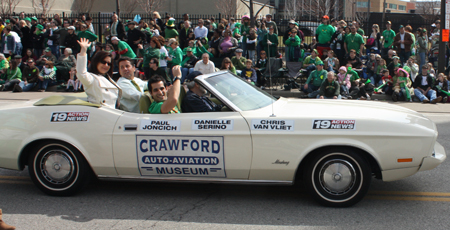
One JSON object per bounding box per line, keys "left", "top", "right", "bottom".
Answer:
{"left": 2, "top": 12, "right": 438, "bottom": 45}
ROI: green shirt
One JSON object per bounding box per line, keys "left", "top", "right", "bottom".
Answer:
{"left": 357, "top": 28, "right": 365, "bottom": 36}
{"left": 140, "top": 47, "right": 160, "bottom": 68}
{"left": 118, "top": 41, "right": 136, "bottom": 58}
{"left": 168, "top": 47, "right": 183, "bottom": 66}
{"left": 303, "top": 56, "right": 321, "bottom": 68}
{"left": 316, "top": 24, "right": 335, "bottom": 44}
{"left": 348, "top": 69, "right": 360, "bottom": 82}
{"left": 148, "top": 101, "right": 180, "bottom": 114}
{"left": 344, "top": 33, "right": 365, "bottom": 54}
{"left": 285, "top": 35, "right": 301, "bottom": 47}
{"left": 306, "top": 69, "right": 327, "bottom": 87}
{"left": 164, "top": 28, "right": 179, "bottom": 39}
{"left": 182, "top": 46, "right": 198, "bottom": 57}
{"left": 0, "top": 59, "right": 9, "bottom": 70}
{"left": 382, "top": 29, "right": 396, "bottom": 48}
{"left": 262, "top": 33, "right": 279, "bottom": 57}
{"left": 231, "top": 56, "right": 246, "bottom": 71}
{"left": 5, "top": 68, "right": 22, "bottom": 81}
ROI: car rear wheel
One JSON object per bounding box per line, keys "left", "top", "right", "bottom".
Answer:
{"left": 28, "top": 141, "right": 91, "bottom": 196}
{"left": 304, "top": 148, "right": 371, "bottom": 207}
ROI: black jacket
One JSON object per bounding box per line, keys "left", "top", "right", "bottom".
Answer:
{"left": 109, "top": 20, "right": 126, "bottom": 40}
{"left": 413, "top": 74, "right": 434, "bottom": 91}
{"left": 179, "top": 27, "right": 193, "bottom": 49}
{"left": 20, "top": 26, "right": 32, "bottom": 48}
{"left": 44, "top": 28, "right": 60, "bottom": 46}
{"left": 64, "top": 33, "right": 79, "bottom": 53}
{"left": 126, "top": 29, "right": 146, "bottom": 48}
{"left": 181, "top": 91, "right": 222, "bottom": 113}
{"left": 31, "top": 32, "right": 45, "bottom": 49}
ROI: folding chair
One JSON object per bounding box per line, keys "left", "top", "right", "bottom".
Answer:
{"left": 263, "top": 58, "right": 284, "bottom": 89}
{"left": 282, "top": 61, "right": 304, "bottom": 89}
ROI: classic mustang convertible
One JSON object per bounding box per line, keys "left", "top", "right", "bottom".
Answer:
{"left": 0, "top": 71, "right": 446, "bottom": 207}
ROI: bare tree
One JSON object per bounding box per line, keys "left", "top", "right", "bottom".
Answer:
{"left": 136, "top": 0, "right": 163, "bottom": 14}
{"left": 0, "top": 0, "right": 22, "bottom": 15}
{"left": 298, "top": 0, "right": 340, "bottom": 20}
{"left": 72, "top": 0, "right": 96, "bottom": 14}
{"left": 239, "top": 0, "right": 271, "bottom": 27}
{"left": 31, "top": 0, "right": 55, "bottom": 14}
{"left": 416, "top": 1, "right": 440, "bottom": 21}
{"left": 216, "top": 0, "right": 237, "bottom": 17}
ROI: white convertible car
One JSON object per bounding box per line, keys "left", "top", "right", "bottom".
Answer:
{"left": 0, "top": 71, "right": 446, "bottom": 207}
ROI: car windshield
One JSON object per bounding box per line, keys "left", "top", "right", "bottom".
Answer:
{"left": 203, "top": 72, "right": 276, "bottom": 111}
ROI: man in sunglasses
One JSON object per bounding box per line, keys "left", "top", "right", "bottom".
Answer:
{"left": 181, "top": 71, "right": 222, "bottom": 113}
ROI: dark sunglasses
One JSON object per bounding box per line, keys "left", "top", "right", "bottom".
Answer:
{"left": 100, "top": 60, "right": 112, "bottom": 66}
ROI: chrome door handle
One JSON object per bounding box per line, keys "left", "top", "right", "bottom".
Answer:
{"left": 124, "top": 124, "right": 138, "bottom": 131}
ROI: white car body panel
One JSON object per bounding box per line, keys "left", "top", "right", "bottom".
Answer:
{"left": 0, "top": 71, "right": 445, "bottom": 189}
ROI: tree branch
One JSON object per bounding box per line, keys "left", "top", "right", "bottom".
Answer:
{"left": 240, "top": 0, "right": 250, "bottom": 9}
{"left": 255, "top": 0, "right": 270, "bottom": 17}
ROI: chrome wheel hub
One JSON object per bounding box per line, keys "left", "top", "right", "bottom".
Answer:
{"left": 40, "top": 150, "right": 74, "bottom": 184}
{"left": 319, "top": 159, "right": 356, "bottom": 195}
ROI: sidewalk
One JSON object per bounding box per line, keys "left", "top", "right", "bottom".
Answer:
{"left": 1, "top": 91, "right": 449, "bottom": 113}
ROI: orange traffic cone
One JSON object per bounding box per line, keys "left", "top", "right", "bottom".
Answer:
{"left": 0, "top": 209, "right": 15, "bottom": 230}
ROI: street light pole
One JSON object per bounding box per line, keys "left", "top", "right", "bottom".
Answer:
{"left": 438, "top": 0, "right": 446, "bottom": 73}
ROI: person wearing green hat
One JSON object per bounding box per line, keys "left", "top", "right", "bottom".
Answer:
{"left": 164, "top": 18, "right": 178, "bottom": 40}
{"left": 31, "top": 23, "right": 45, "bottom": 57}
{"left": 232, "top": 22, "right": 241, "bottom": 39}
{"left": 36, "top": 47, "right": 57, "bottom": 67}
{"left": 180, "top": 47, "right": 199, "bottom": 82}
{"left": 302, "top": 60, "right": 327, "bottom": 98}
{"left": 302, "top": 49, "right": 322, "bottom": 78}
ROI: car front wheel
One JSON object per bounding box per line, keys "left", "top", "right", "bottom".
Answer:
{"left": 304, "top": 148, "right": 371, "bottom": 207}
{"left": 28, "top": 141, "right": 91, "bottom": 196}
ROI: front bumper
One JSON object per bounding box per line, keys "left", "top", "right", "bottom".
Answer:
{"left": 418, "top": 141, "right": 446, "bottom": 172}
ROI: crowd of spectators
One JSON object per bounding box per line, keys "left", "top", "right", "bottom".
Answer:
{"left": 0, "top": 11, "right": 448, "bottom": 104}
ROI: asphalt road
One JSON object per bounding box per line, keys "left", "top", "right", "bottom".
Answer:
{"left": 1, "top": 92, "right": 450, "bottom": 229}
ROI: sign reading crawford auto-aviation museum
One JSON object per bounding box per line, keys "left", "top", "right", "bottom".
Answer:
{"left": 136, "top": 135, "right": 226, "bottom": 177}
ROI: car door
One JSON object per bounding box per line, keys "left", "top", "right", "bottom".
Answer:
{"left": 112, "top": 111, "right": 252, "bottom": 180}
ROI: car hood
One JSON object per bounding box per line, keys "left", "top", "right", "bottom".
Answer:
{"left": 240, "top": 97, "right": 436, "bottom": 133}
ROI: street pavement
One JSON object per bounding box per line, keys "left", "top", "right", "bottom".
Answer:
{"left": 1, "top": 91, "right": 450, "bottom": 229}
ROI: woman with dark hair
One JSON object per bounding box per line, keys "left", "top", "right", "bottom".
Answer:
{"left": 138, "top": 36, "right": 161, "bottom": 80}
{"left": 76, "top": 38, "right": 121, "bottom": 108}
{"left": 220, "top": 57, "right": 236, "bottom": 75}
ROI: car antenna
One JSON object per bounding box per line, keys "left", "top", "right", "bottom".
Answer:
{"left": 267, "top": 36, "right": 276, "bottom": 117}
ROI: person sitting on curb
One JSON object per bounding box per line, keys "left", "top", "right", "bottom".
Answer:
{"left": 302, "top": 60, "right": 327, "bottom": 98}
{"left": 318, "top": 71, "right": 341, "bottom": 99}
{"left": 413, "top": 64, "right": 442, "bottom": 103}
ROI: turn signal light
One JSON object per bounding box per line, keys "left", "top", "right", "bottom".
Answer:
{"left": 397, "top": 158, "right": 413, "bottom": 163}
